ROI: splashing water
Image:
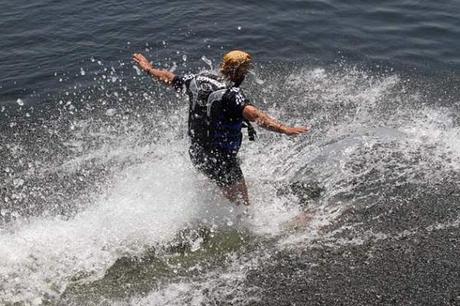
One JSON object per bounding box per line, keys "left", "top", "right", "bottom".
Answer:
{"left": 1, "top": 61, "right": 459, "bottom": 305}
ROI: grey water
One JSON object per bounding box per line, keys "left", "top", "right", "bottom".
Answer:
{"left": 1, "top": 0, "right": 460, "bottom": 305}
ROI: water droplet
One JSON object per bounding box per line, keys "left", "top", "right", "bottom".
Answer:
{"left": 105, "top": 108, "right": 116, "bottom": 116}
{"left": 13, "top": 178, "right": 24, "bottom": 187}
{"left": 237, "top": 26, "right": 242, "bottom": 30}
{"left": 201, "top": 56, "right": 213, "bottom": 69}
{"left": 80, "top": 68, "right": 86, "bottom": 76}
{"left": 133, "top": 65, "right": 141, "bottom": 75}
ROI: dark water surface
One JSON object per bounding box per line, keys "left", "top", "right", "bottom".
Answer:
{"left": 2, "top": 0, "right": 460, "bottom": 104}
{"left": 1, "top": 0, "right": 460, "bottom": 305}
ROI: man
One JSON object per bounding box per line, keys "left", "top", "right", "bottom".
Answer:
{"left": 133, "top": 50, "right": 309, "bottom": 206}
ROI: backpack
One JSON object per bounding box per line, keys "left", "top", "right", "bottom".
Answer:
{"left": 187, "top": 72, "right": 256, "bottom": 148}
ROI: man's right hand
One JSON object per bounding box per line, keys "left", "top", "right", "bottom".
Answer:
{"left": 133, "top": 53, "right": 153, "bottom": 73}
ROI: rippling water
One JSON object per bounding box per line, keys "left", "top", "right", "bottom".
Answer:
{"left": 2, "top": 0, "right": 460, "bottom": 104}
{"left": 1, "top": 0, "right": 459, "bottom": 305}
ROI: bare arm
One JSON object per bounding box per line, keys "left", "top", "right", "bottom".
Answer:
{"left": 242, "top": 105, "right": 309, "bottom": 136}
{"left": 132, "top": 53, "right": 176, "bottom": 85}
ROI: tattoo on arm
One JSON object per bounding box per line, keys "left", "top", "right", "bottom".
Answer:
{"left": 243, "top": 105, "right": 309, "bottom": 136}
{"left": 251, "top": 108, "right": 286, "bottom": 133}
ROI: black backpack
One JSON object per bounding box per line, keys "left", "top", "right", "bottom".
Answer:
{"left": 187, "top": 72, "right": 256, "bottom": 143}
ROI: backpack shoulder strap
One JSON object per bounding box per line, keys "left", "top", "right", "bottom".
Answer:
{"left": 189, "top": 77, "right": 199, "bottom": 110}
{"left": 189, "top": 73, "right": 226, "bottom": 112}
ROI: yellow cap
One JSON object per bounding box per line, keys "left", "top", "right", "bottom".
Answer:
{"left": 221, "top": 50, "right": 252, "bottom": 76}
{"left": 222, "top": 50, "right": 252, "bottom": 66}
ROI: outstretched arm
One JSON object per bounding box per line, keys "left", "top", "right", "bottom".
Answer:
{"left": 133, "top": 53, "right": 176, "bottom": 86}
{"left": 242, "top": 105, "right": 309, "bottom": 136}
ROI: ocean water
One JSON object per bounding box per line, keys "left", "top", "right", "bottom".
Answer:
{"left": 1, "top": 0, "right": 459, "bottom": 305}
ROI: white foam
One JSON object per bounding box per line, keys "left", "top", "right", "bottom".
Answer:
{"left": 0, "top": 139, "right": 237, "bottom": 304}
{"left": 400, "top": 107, "right": 460, "bottom": 171}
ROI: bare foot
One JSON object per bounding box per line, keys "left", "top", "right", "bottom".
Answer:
{"left": 283, "top": 211, "right": 313, "bottom": 231}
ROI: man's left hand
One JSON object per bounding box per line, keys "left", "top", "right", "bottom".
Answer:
{"left": 283, "top": 126, "right": 310, "bottom": 136}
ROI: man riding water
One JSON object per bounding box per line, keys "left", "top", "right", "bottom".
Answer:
{"left": 133, "top": 50, "right": 309, "bottom": 206}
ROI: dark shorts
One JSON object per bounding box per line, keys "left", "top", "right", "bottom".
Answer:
{"left": 189, "top": 143, "right": 243, "bottom": 187}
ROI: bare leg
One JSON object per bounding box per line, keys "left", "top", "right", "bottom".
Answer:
{"left": 220, "top": 178, "right": 250, "bottom": 206}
